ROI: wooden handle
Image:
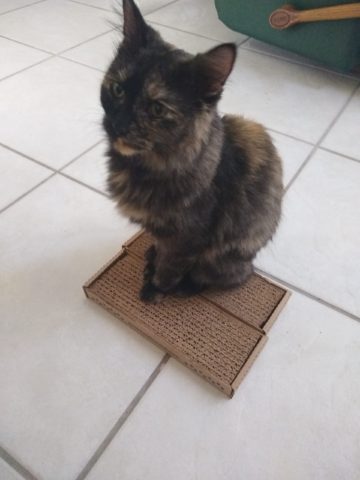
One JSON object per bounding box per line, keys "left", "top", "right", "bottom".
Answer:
{"left": 269, "top": 3, "right": 360, "bottom": 29}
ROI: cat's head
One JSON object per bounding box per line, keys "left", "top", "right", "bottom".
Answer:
{"left": 101, "top": 0, "right": 236, "bottom": 160}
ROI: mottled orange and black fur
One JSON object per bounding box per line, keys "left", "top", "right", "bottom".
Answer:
{"left": 101, "top": 0, "right": 283, "bottom": 302}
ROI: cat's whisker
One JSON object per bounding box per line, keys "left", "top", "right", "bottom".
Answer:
{"left": 108, "top": 2, "right": 124, "bottom": 33}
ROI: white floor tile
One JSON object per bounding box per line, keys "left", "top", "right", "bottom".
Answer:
{"left": 0, "top": 0, "right": 115, "bottom": 54}
{"left": 270, "top": 132, "right": 312, "bottom": 188}
{"left": 62, "top": 142, "right": 108, "bottom": 194}
{"left": 220, "top": 49, "right": 357, "bottom": 144}
{"left": 62, "top": 22, "right": 217, "bottom": 71}
{"left": 256, "top": 149, "right": 360, "bottom": 317}
{"left": 73, "top": 0, "right": 172, "bottom": 15}
{"left": 322, "top": 87, "right": 360, "bottom": 161}
{"left": 0, "top": 175, "right": 160, "bottom": 479}
{"left": 139, "top": 0, "right": 177, "bottom": 15}
{"left": 0, "top": 459, "right": 24, "bottom": 480}
{"left": 147, "top": 0, "right": 246, "bottom": 43}
{"left": 70, "top": 0, "right": 115, "bottom": 11}
{"left": 0, "top": 37, "right": 49, "bottom": 80}
{"left": 242, "top": 38, "right": 329, "bottom": 71}
{"left": 62, "top": 29, "right": 119, "bottom": 72}
{"left": 0, "top": 146, "right": 51, "bottom": 210}
{"left": 242, "top": 39, "right": 359, "bottom": 81}
{"left": 86, "top": 293, "right": 360, "bottom": 480}
{"left": 154, "top": 22, "right": 217, "bottom": 53}
{"left": 0, "top": 0, "right": 40, "bottom": 15}
{"left": 0, "top": 57, "right": 103, "bottom": 169}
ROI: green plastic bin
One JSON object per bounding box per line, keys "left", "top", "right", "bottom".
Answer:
{"left": 215, "top": 0, "right": 360, "bottom": 72}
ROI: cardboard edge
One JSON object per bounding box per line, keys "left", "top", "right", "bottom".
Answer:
{"left": 262, "top": 289, "right": 292, "bottom": 333}
{"left": 230, "top": 334, "right": 268, "bottom": 396}
{"left": 83, "top": 239, "right": 291, "bottom": 398}
{"left": 85, "top": 289, "right": 233, "bottom": 397}
{"left": 256, "top": 271, "right": 287, "bottom": 291}
{"left": 122, "top": 229, "right": 146, "bottom": 249}
{"left": 200, "top": 283, "right": 266, "bottom": 335}
{"left": 124, "top": 230, "right": 155, "bottom": 261}
{"left": 200, "top": 272, "right": 289, "bottom": 335}
{"left": 83, "top": 249, "right": 128, "bottom": 297}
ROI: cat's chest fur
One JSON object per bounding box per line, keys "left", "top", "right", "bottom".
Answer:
{"left": 107, "top": 153, "right": 210, "bottom": 233}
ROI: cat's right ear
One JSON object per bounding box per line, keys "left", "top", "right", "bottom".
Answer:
{"left": 122, "top": 0, "right": 148, "bottom": 52}
{"left": 193, "top": 43, "right": 236, "bottom": 100}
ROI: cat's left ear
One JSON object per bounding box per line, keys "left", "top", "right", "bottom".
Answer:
{"left": 194, "top": 43, "right": 236, "bottom": 99}
{"left": 122, "top": 0, "right": 149, "bottom": 52}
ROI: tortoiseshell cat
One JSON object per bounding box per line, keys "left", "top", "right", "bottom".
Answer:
{"left": 101, "top": 0, "right": 283, "bottom": 302}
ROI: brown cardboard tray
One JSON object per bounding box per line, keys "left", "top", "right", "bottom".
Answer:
{"left": 84, "top": 231, "right": 290, "bottom": 397}
{"left": 124, "top": 231, "right": 289, "bottom": 332}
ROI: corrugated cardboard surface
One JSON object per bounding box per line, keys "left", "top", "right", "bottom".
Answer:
{"left": 84, "top": 231, "right": 290, "bottom": 397}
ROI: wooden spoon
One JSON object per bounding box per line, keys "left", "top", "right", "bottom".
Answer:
{"left": 269, "top": 3, "right": 360, "bottom": 30}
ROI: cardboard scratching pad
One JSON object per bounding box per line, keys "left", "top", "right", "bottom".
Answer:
{"left": 84, "top": 231, "right": 290, "bottom": 397}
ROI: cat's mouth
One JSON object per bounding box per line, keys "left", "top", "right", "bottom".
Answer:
{"left": 113, "top": 138, "right": 140, "bottom": 157}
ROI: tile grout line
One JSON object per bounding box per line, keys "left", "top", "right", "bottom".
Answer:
{"left": 0, "top": 173, "right": 56, "bottom": 215}
{"left": 145, "top": 0, "right": 181, "bottom": 16}
{"left": 0, "top": 22, "right": 219, "bottom": 85}
{"left": 75, "top": 354, "right": 170, "bottom": 480}
{"left": 143, "top": 0, "right": 180, "bottom": 16}
{"left": 0, "top": 445, "right": 39, "bottom": 480}
{"left": 69, "top": 0, "right": 116, "bottom": 13}
{"left": 239, "top": 44, "right": 360, "bottom": 81}
{"left": 0, "top": 140, "right": 107, "bottom": 214}
{"left": 0, "top": 34, "right": 51, "bottom": 54}
{"left": 0, "top": 173, "right": 106, "bottom": 216}
{"left": 0, "top": 29, "right": 116, "bottom": 85}
{"left": 0, "top": 142, "right": 56, "bottom": 172}
{"left": 69, "top": 0, "right": 180, "bottom": 16}
{"left": 0, "top": 25, "right": 116, "bottom": 65}
{"left": 284, "top": 82, "right": 360, "bottom": 193}
{"left": 0, "top": 0, "right": 46, "bottom": 17}
{"left": 237, "top": 36, "right": 250, "bottom": 47}
{"left": 266, "top": 128, "right": 315, "bottom": 146}
{"left": 146, "top": 19, "right": 238, "bottom": 44}
{"left": 59, "top": 139, "right": 105, "bottom": 170}
{"left": 0, "top": 12, "right": 258, "bottom": 64}
{"left": 0, "top": 54, "right": 53, "bottom": 83}
{"left": 56, "top": 55, "right": 104, "bottom": 73}
{"left": 255, "top": 267, "right": 360, "bottom": 324}
{"left": 57, "top": 28, "right": 116, "bottom": 56}
{"left": 0, "top": 139, "right": 104, "bottom": 174}
{"left": 319, "top": 146, "right": 360, "bottom": 165}
{"left": 58, "top": 171, "right": 109, "bottom": 197}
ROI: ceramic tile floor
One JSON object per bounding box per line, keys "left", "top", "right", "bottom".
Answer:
{"left": 0, "top": 1, "right": 359, "bottom": 479}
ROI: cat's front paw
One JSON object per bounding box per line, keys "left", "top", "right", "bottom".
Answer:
{"left": 174, "top": 274, "right": 204, "bottom": 297}
{"left": 143, "top": 245, "right": 157, "bottom": 283}
{"left": 139, "top": 282, "right": 165, "bottom": 304}
{"left": 143, "top": 261, "right": 155, "bottom": 283}
{"left": 145, "top": 244, "right": 157, "bottom": 263}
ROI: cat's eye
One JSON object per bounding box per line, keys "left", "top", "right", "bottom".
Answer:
{"left": 150, "top": 101, "right": 165, "bottom": 117}
{"left": 111, "top": 82, "right": 125, "bottom": 100}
